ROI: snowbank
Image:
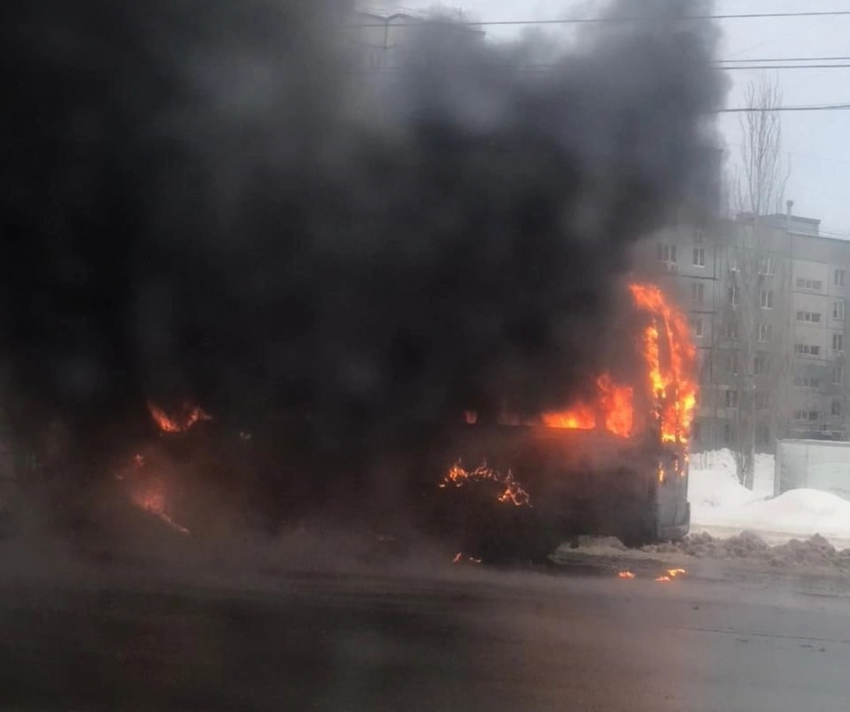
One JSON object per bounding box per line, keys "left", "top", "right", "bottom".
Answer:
{"left": 744, "top": 489, "right": 850, "bottom": 535}
{"left": 689, "top": 449, "right": 850, "bottom": 546}
{"left": 689, "top": 449, "right": 774, "bottom": 500}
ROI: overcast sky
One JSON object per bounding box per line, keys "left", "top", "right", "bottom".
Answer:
{"left": 370, "top": 0, "right": 850, "bottom": 236}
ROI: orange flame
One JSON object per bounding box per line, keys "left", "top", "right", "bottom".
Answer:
{"left": 618, "top": 571, "right": 636, "bottom": 580}
{"left": 446, "top": 282, "right": 696, "bottom": 503}
{"left": 542, "top": 401, "right": 596, "bottom": 430}
{"left": 440, "top": 459, "right": 531, "bottom": 507}
{"left": 453, "top": 552, "right": 482, "bottom": 565}
{"left": 539, "top": 283, "right": 694, "bottom": 443}
{"left": 125, "top": 455, "right": 190, "bottom": 536}
{"left": 598, "top": 374, "right": 634, "bottom": 437}
{"left": 147, "top": 401, "right": 211, "bottom": 434}
{"left": 541, "top": 375, "right": 634, "bottom": 435}
{"left": 135, "top": 488, "right": 166, "bottom": 516}
{"left": 629, "top": 283, "right": 698, "bottom": 444}
{"left": 131, "top": 481, "right": 190, "bottom": 535}
{"left": 496, "top": 469, "right": 531, "bottom": 507}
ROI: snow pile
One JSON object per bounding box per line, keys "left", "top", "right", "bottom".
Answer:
{"left": 688, "top": 449, "right": 772, "bottom": 513}
{"left": 753, "top": 453, "right": 776, "bottom": 497}
{"left": 675, "top": 531, "right": 850, "bottom": 569}
{"left": 689, "top": 449, "right": 850, "bottom": 546}
{"left": 741, "top": 489, "right": 850, "bottom": 538}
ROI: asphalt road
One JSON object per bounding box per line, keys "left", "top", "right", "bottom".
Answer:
{"left": 0, "top": 555, "right": 848, "bottom": 712}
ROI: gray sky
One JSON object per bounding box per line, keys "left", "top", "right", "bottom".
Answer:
{"left": 372, "top": 0, "right": 850, "bottom": 236}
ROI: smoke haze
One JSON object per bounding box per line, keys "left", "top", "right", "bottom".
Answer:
{"left": 0, "top": 0, "right": 724, "bottom": 513}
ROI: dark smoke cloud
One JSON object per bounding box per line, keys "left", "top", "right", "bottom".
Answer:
{"left": 0, "top": 1, "right": 724, "bottom": 493}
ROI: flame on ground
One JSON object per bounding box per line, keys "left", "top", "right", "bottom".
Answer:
{"left": 453, "top": 552, "right": 482, "bottom": 565}
{"left": 440, "top": 459, "right": 531, "bottom": 507}
{"left": 147, "top": 401, "right": 211, "bottom": 434}
{"left": 135, "top": 488, "right": 166, "bottom": 516}
{"left": 618, "top": 571, "right": 636, "bottom": 580}
{"left": 125, "top": 455, "right": 190, "bottom": 535}
{"left": 131, "top": 482, "right": 190, "bottom": 535}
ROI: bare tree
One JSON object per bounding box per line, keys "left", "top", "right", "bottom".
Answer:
{"left": 726, "top": 76, "right": 792, "bottom": 489}
{"left": 736, "top": 75, "right": 789, "bottom": 218}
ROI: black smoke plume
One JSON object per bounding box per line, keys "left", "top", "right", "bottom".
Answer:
{"left": 0, "top": 1, "right": 724, "bottom": 519}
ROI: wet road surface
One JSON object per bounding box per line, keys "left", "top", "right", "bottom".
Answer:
{"left": 0, "top": 558, "right": 848, "bottom": 712}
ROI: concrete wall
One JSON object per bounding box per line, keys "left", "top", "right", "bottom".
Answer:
{"left": 776, "top": 439, "right": 850, "bottom": 499}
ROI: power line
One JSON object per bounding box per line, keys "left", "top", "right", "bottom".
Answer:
{"left": 719, "top": 56, "right": 850, "bottom": 64}
{"left": 715, "top": 55, "right": 850, "bottom": 71}
{"left": 719, "top": 104, "right": 850, "bottom": 113}
{"left": 512, "top": 63, "right": 850, "bottom": 74}
{"left": 356, "top": 10, "right": 850, "bottom": 28}
{"left": 508, "top": 60, "right": 850, "bottom": 72}
{"left": 355, "top": 66, "right": 850, "bottom": 112}
{"left": 727, "top": 142, "right": 850, "bottom": 169}
{"left": 719, "top": 64, "right": 850, "bottom": 70}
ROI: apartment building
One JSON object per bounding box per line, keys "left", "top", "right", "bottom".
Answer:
{"left": 352, "top": 8, "right": 422, "bottom": 72}
{"left": 636, "top": 212, "right": 849, "bottom": 452}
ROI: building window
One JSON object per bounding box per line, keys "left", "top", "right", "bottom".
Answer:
{"left": 795, "top": 344, "right": 821, "bottom": 356}
{"left": 727, "top": 352, "right": 739, "bottom": 375}
{"left": 728, "top": 286, "right": 739, "bottom": 306}
{"left": 753, "top": 354, "right": 767, "bottom": 375}
{"left": 657, "top": 244, "right": 677, "bottom": 263}
{"left": 794, "top": 410, "right": 820, "bottom": 422}
{"left": 836, "top": 269, "right": 846, "bottom": 287}
{"left": 723, "top": 422, "right": 732, "bottom": 445}
{"left": 725, "top": 390, "right": 739, "bottom": 408}
{"left": 835, "top": 301, "right": 845, "bottom": 320}
{"left": 755, "top": 392, "right": 771, "bottom": 410}
{"left": 796, "top": 278, "right": 824, "bottom": 291}
{"left": 834, "top": 333, "right": 844, "bottom": 352}
{"left": 692, "top": 420, "right": 702, "bottom": 443}
{"left": 796, "top": 311, "right": 822, "bottom": 323}
{"left": 758, "top": 255, "right": 775, "bottom": 276}
{"left": 691, "top": 282, "right": 705, "bottom": 303}
{"left": 690, "top": 316, "right": 703, "bottom": 337}
{"left": 693, "top": 248, "right": 706, "bottom": 267}
{"left": 757, "top": 323, "right": 772, "bottom": 342}
{"left": 832, "top": 400, "right": 843, "bottom": 417}
{"left": 725, "top": 320, "right": 739, "bottom": 339}
{"left": 834, "top": 362, "right": 844, "bottom": 384}
{"left": 794, "top": 376, "right": 820, "bottom": 389}
{"left": 727, "top": 253, "right": 739, "bottom": 274}
{"left": 760, "top": 290, "right": 774, "bottom": 309}
{"left": 757, "top": 424, "right": 771, "bottom": 446}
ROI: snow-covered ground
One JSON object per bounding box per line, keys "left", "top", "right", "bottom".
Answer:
{"left": 689, "top": 449, "right": 850, "bottom": 548}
